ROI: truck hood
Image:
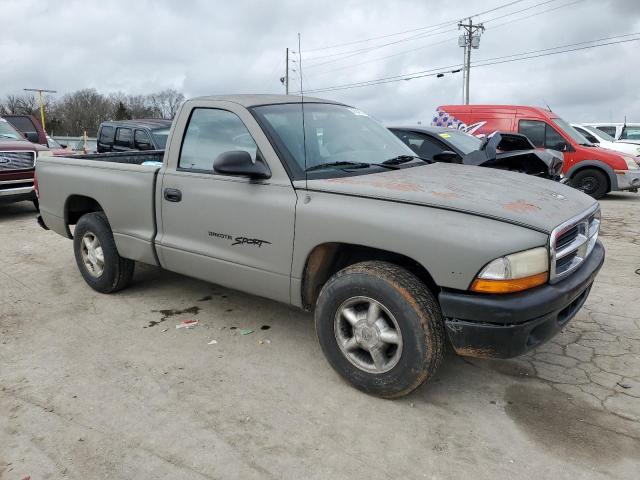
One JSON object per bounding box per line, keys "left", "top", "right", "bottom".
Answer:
{"left": 0, "top": 139, "right": 48, "bottom": 152}
{"left": 306, "top": 163, "right": 596, "bottom": 233}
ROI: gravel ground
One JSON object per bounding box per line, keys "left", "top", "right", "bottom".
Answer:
{"left": 1, "top": 193, "right": 639, "bottom": 479}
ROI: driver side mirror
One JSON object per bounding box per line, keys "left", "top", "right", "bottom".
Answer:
{"left": 432, "top": 150, "right": 460, "bottom": 163}
{"left": 214, "top": 150, "right": 271, "bottom": 179}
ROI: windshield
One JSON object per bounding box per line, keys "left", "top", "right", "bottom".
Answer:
{"left": 551, "top": 117, "right": 592, "bottom": 145}
{"left": 435, "top": 130, "right": 482, "bottom": 154}
{"left": 251, "top": 103, "right": 415, "bottom": 178}
{"left": 0, "top": 119, "right": 23, "bottom": 140}
{"left": 583, "top": 125, "right": 615, "bottom": 142}
{"left": 152, "top": 128, "right": 170, "bottom": 149}
{"left": 621, "top": 126, "right": 640, "bottom": 141}
{"left": 47, "top": 136, "right": 63, "bottom": 149}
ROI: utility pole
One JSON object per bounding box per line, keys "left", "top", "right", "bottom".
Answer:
{"left": 23, "top": 88, "right": 57, "bottom": 133}
{"left": 458, "top": 19, "right": 484, "bottom": 104}
{"left": 281, "top": 48, "right": 289, "bottom": 95}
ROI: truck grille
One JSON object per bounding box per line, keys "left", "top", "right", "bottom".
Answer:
{"left": 0, "top": 151, "right": 36, "bottom": 171}
{"left": 549, "top": 205, "right": 600, "bottom": 283}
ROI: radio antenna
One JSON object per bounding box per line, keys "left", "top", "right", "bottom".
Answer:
{"left": 298, "top": 33, "right": 308, "bottom": 189}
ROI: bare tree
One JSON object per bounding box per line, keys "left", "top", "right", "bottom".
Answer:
{"left": 1, "top": 94, "right": 38, "bottom": 115}
{"left": 57, "top": 89, "right": 112, "bottom": 136}
{"left": 2, "top": 88, "right": 186, "bottom": 135}
{"left": 149, "top": 89, "right": 185, "bottom": 119}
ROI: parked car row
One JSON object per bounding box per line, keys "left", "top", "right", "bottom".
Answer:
{"left": 431, "top": 105, "right": 640, "bottom": 198}
{"left": 34, "top": 94, "right": 605, "bottom": 398}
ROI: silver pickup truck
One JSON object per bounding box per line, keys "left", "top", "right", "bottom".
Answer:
{"left": 36, "top": 95, "right": 605, "bottom": 398}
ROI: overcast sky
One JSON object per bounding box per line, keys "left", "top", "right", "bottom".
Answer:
{"left": 2, "top": 0, "right": 639, "bottom": 125}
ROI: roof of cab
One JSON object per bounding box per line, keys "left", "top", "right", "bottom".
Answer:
{"left": 190, "top": 94, "right": 345, "bottom": 107}
{"left": 101, "top": 119, "right": 173, "bottom": 129}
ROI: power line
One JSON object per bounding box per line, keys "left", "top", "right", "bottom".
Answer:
{"left": 296, "top": 34, "right": 639, "bottom": 94}
{"left": 301, "top": 0, "right": 567, "bottom": 72}
{"left": 305, "top": 0, "right": 577, "bottom": 79}
{"left": 487, "top": 0, "right": 585, "bottom": 28}
{"left": 306, "top": 37, "right": 457, "bottom": 78}
{"left": 301, "top": 31, "right": 636, "bottom": 93}
{"left": 301, "top": 0, "right": 530, "bottom": 53}
{"left": 480, "top": 0, "right": 559, "bottom": 22}
{"left": 303, "top": 27, "right": 458, "bottom": 67}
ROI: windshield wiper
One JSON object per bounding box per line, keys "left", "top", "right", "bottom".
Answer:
{"left": 305, "top": 161, "right": 372, "bottom": 172}
{"left": 381, "top": 155, "right": 430, "bottom": 165}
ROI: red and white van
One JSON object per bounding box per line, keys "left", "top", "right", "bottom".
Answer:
{"left": 433, "top": 105, "right": 640, "bottom": 198}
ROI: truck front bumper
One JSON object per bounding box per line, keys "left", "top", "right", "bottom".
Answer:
{"left": 615, "top": 169, "right": 640, "bottom": 191}
{"left": 438, "top": 241, "right": 605, "bottom": 359}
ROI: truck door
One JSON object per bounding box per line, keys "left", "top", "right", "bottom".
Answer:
{"left": 156, "top": 107, "right": 297, "bottom": 304}
{"left": 517, "top": 119, "right": 577, "bottom": 170}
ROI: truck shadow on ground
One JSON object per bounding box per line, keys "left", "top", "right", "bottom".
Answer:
{"left": 0, "top": 201, "right": 38, "bottom": 223}
{"left": 102, "top": 249, "right": 640, "bottom": 470}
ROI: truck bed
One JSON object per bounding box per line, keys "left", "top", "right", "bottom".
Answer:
{"left": 36, "top": 152, "right": 163, "bottom": 266}
{"left": 67, "top": 150, "right": 165, "bottom": 165}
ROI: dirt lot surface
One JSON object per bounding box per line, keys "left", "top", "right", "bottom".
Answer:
{"left": 1, "top": 194, "right": 639, "bottom": 479}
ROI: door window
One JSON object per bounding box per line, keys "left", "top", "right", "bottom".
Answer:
{"left": 99, "top": 126, "right": 115, "bottom": 144}
{"left": 178, "top": 108, "right": 258, "bottom": 172}
{"left": 594, "top": 126, "right": 616, "bottom": 137}
{"left": 573, "top": 126, "right": 599, "bottom": 144}
{"left": 393, "top": 130, "right": 446, "bottom": 159}
{"left": 115, "top": 128, "right": 133, "bottom": 147}
{"left": 518, "top": 120, "right": 545, "bottom": 147}
{"left": 134, "top": 129, "right": 152, "bottom": 149}
{"left": 518, "top": 120, "right": 567, "bottom": 150}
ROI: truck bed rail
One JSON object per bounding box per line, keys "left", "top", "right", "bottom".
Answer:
{"left": 67, "top": 150, "right": 165, "bottom": 165}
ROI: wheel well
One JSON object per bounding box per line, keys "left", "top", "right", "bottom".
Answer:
{"left": 568, "top": 165, "right": 611, "bottom": 192}
{"left": 301, "top": 243, "right": 438, "bottom": 310}
{"left": 65, "top": 195, "right": 104, "bottom": 226}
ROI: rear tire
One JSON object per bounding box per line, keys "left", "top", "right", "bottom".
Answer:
{"left": 315, "top": 261, "right": 445, "bottom": 398}
{"left": 571, "top": 168, "right": 608, "bottom": 199}
{"left": 73, "top": 212, "right": 134, "bottom": 293}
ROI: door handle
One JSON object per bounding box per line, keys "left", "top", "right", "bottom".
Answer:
{"left": 164, "top": 188, "right": 182, "bottom": 202}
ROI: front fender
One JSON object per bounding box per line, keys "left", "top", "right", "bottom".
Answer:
{"left": 566, "top": 160, "right": 618, "bottom": 191}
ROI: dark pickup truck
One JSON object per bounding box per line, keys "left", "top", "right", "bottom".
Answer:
{"left": 97, "top": 119, "right": 172, "bottom": 153}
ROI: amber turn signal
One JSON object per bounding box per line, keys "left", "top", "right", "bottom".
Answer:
{"left": 470, "top": 271, "right": 548, "bottom": 294}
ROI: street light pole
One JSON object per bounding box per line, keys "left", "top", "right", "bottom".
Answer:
{"left": 23, "top": 88, "right": 57, "bottom": 133}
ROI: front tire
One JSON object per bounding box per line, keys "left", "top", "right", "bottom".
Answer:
{"left": 73, "top": 212, "right": 134, "bottom": 293}
{"left": 571, "top": 168, "right": 608, "bottom": 199}
{"left": 315, "top": 261, "right": 445, "bottom": 398}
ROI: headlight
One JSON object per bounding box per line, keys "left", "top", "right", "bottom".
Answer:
{"left": 624, "top": 157, "right": 638, "bottom": 170}
{"left": 37, "top": 150, "right": 54, "bottom": 158}
{"left": 470, "top": 247, "right": 549, "bottom": 293}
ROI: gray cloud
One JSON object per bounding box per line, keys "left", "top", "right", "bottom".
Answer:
{"left": 1, "top": 0, "right": 638, "bottom": 124}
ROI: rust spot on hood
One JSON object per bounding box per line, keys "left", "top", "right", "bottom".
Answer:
{"left": 327, "top": 176, "right": 424, "bottom": 192}
{"left": 431, "top": 190, "right": 461, "bottom": 199}
{"left": 503, "top": 200, "right": 541, "bottom": 213}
